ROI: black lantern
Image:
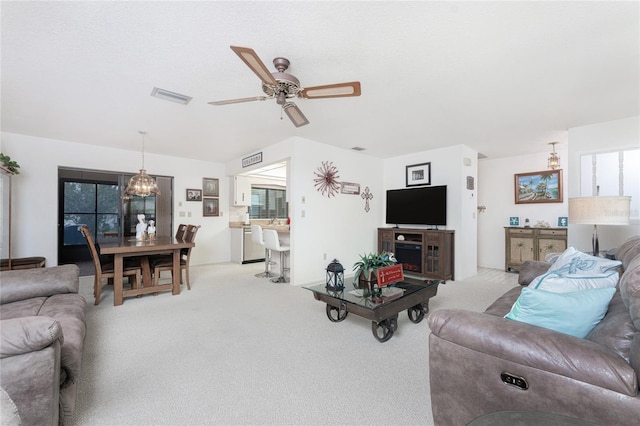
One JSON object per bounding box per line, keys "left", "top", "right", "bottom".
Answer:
{"left": 326, "top": 259, "right": 345, "bottom": 290}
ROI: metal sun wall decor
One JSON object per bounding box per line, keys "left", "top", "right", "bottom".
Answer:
{"left": 313, "top": 161, "right": 341, "bottom": 198}
{"left": 313, "top": 161, "right": 372, "bottom": 212}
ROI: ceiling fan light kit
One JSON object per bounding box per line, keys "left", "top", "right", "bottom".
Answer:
{"left": 209, "top": 45, "right": 361, "bottom": 127}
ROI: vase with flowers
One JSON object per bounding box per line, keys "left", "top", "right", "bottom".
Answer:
{"left": 352, "top": 252, "right": 397, "bottom": 296}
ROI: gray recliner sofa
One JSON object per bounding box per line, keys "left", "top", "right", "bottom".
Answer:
{"left": 0, "top": 265, "right": 87, "bottom": 425}
{"left": 428, "top": 236, "right": 640, "bottom": 425}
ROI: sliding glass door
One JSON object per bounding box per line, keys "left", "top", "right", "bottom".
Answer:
{"left": 58, "top": 168, "right": 172, "bottom": 264}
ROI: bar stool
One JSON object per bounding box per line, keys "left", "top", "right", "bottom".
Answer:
{"left": 251, "top": 225, "right": 274, "bottom": 278}
{"left": 262, "top": 229, "right": 290, "bottom": 283}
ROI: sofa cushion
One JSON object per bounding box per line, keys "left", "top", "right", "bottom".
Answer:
{"left": 0, "top": 386, "right": 21, "bottom": 426}
{"left": 0, "top": 297, "right": 49, "bottom": 320}
{"left": 549, "top": 246, "right": 622, "bottom": 275}
{"left": 518, "top": 260, "right": 551, "bottom": 286}
{"left": 505, "top": 287, "right": 616, "bottom": 338}
{"left": 620, "top": 254, "right": 640, "bottom": 330}
{"left": 528, "top": 270, "right": 619, "bottom": 292}
{"left": 586, "top": 291, "right": 636, "bottom": 363}
{"left": 0, "top": 265, "right": 79, "bottom": 305}
{"left": 616, "top": 236, "right": 640, "bottom": 269}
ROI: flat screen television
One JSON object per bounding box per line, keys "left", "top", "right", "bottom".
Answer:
{"left": 386, "top": 185, "right": 447, "bottom": 227}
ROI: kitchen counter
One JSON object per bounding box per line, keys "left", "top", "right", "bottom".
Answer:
{"left": 229, "top": 221, "right": 290, "bottom": 233}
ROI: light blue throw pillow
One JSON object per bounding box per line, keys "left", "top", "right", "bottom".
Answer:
{"left": 505, "top": 287, "right": 616, "bottom": 338}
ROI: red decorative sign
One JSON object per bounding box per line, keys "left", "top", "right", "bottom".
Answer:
{"left": 376, "top": 264, "right": 404, "bottom": 287}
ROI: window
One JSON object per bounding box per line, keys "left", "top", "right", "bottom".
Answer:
{"left": 580, "top": 148, "right": 639, "bottom": 221}
{"left": 250, "top": 187, "right": 287, "bottom": 219}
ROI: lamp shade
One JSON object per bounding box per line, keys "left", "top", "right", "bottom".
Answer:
{"left": 568, "top": 196, "right": 631, "bottom": 225}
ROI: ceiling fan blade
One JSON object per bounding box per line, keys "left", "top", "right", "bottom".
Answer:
{"left": 299, "top": 81, "right": 361, "bottom": 99}
{"left": 283, "top": 102, "right": 309, "bottom": 127}
{"left": 230, "top": 45, "right": 278, "bottom": 86}
{"left": 208, "top": 96, "right": 268, "bottom": 106}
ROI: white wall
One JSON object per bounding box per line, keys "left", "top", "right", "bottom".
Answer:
{"left": 567, "top": 116, "right": 640, "bottom": 250}
{"left": 227, "top": 137, "right": 384, "bottom": 286}
{"left": 1, "top": 132, "right": 230, "bottom": 266}
{"left": 478, "top": 147, "right": 569, "bottom": 270}
{"left": 383, "top": 144, "right": 478, "bottom": 281}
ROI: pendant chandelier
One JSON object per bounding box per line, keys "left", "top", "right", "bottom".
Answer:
{"left": 124, "top": 131, "right": 160, "bottom": 198}
{"left": 547, "top": 141, "right": 560, "bottom": 170}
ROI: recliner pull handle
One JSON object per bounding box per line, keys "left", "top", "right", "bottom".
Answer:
{"left": 501, "top": 372, "right": 528, "bottom": 390}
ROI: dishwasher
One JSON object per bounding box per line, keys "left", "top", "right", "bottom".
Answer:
{"left": 243, "top": 228, "right": 265, "bottom": 264}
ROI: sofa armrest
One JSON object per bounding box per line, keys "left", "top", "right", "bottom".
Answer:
{"left": 0, "top": 317, "right": 62, "bottom": 425}
{"left": 0, "top": 264, "right": 79, "bottom": 304}
{"left": 0, "top": 317, "right": 64, "bottom": 358}
{"left": 428, "top": 309, "right": 638, "bottom": 396}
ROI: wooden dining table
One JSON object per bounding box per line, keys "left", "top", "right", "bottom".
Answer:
{"left": 98, "top": 236, "right": 194, "bottom": 306}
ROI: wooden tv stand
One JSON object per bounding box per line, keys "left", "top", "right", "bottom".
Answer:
{"left": 378, "top": 227, "right": 454, "bottom": 281}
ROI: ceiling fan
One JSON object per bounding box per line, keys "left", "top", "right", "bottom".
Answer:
{"left": 208, "top": 46, "right": 361, "bottom": 127}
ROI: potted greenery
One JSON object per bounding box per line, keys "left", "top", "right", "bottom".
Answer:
{"left": 0, "top": 153, "right": 20, "bottom": 175}
{"left": 352, "top": 252, "right": 397, "bottom": 294}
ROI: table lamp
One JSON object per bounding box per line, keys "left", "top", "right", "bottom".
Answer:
{"left": 568, "top": 196, "right": 631, "bottom": 257}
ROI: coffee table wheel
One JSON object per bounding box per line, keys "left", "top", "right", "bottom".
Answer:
{"left": 407, "top": 302, "right": 429, "bottom": 323}
{"left": 326, "top": 303, "right": 348, "bottom": 322}
{"left": 371, "top": 315, "right": 398, "bottom": 343}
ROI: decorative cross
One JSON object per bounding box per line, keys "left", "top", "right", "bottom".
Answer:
{"left": 361, "top": 187, "right": 373, "bottom": 212}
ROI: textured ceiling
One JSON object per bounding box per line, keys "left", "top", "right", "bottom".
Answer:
{"left": 1, "top": 1, "right": 638, "bottom": 163}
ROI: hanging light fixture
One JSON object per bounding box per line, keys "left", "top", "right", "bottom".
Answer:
{"left": 547, "top": 141, "right": 560, "bottom": 170}
{"left": 124, "top": 131, "right": 160, "bottom": 198}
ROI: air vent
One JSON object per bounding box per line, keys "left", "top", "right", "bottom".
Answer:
{"left": 351, "top": 146, "right": 366, "bottom": 151}
{"left": 150, "top": 87, "right": 192, "bottom": 105}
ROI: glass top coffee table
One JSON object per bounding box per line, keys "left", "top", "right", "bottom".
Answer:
{"left": 304, "top": 278, "right": 439, "bottom": 342}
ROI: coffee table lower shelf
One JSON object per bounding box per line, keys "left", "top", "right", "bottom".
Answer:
{"left": 305, "top": 279, "right": 439, "bottom": 342}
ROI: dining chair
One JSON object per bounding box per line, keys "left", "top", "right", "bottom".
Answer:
{"left": 175, "top": 223, "right": 188, "bottom": 240}
{"left": 78, "top": 225, "right": 142, "bottom": 305}
{"left": 262, "top": 229, "right": 290, "bottom": 283}
{"left": 151, "top": 224, "right": 201, "bottom": 290}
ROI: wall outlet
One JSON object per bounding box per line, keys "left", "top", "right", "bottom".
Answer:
{"left": 187, "top": 212, "right": 192, "bottom": 217}
{"left": 323, "top": 253, "right": 327, "bottom": 260}
{"left": 179, "top": 211, "right": 185, "bottom": 217}
{"left": 301, "top": 210, "right": 305, "bottom": 218}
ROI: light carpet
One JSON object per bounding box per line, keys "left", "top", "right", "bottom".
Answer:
{"left": 71, "top": 263, "right": 518, "bottom": 426}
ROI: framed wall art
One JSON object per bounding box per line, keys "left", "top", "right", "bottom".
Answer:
{"left": 514, "top": 169, "right": 563, "bottom": 204}
{"left": 406, "top": 162, "right": 431, "bottom": 187}
{"left": 186, "top": 188, "right": 202, "bottom": 201}
{"left": 203, "top": 198, "right": 219, "bottom": 217}
{"left": 203, "top": 178, "right": 219, "bottom": 197}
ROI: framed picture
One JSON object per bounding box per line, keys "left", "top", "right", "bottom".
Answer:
{"left": 514, "top": 169, "right": 563, "bottom": 204}
{"left": 186, "top": 188, "right": 202, "bottom": 201}
{"left": 203, "top": 178, "right": 219, "bottom": 197}
{"left": 203, "top": 198, "right": 219, "bottom": 217}
{"left": 406, "top": 162, "right": 431, "bottom": 187}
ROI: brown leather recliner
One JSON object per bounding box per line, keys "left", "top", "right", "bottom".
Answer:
{"left": 428, "top": 236, "right": 640, "bottom": 425}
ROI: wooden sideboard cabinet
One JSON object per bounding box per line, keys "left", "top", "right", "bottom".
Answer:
{"left": 378, "top": 227, "right": 455, "bottom": 281}
{"left": 504, "top": 227, "right": 567, "bottom": 272}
